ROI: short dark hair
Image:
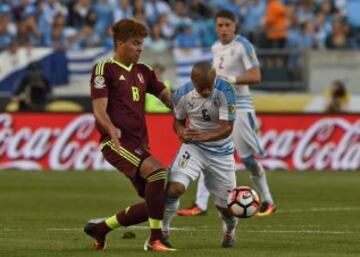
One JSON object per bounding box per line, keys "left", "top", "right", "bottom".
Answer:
{"left": 215, "top": 9, "right": 236, "bottom": 22}
{"left": 112, "top": 19, "right": 148, "bottom": 46}
{"left": 191, "top": 61, "right": 215, "bottom": 84}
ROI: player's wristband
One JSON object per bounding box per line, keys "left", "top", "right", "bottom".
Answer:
{"left": 227, "top": 76, "right": 237, "bottom": 84}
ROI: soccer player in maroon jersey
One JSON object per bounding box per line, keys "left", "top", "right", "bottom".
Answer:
{"left": 84, "top": 19, "right": 176, "bottom": 252}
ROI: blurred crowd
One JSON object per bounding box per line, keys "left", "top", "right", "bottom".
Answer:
{"left": 1, "top": 0, "right": 360, "bottom": 52}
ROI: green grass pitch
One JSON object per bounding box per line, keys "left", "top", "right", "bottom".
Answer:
{"left": 0, "top": 170, "right": 359, "bottom": 257}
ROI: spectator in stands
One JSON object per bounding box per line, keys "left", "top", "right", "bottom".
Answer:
{"left": 16, "top": 13, "right": 42, "bottom": 47}
{"left": 314, "top": 12, "right": 332, "bottom": 49}
{"left": 173, "top": 20, "right": 202, "bottom": 48}
{"left": 324, "top": 80, "right": 349, "bottom": 113}
{"left": 12, "top": 62, "right": 51, "bottom": 112}
{"left": 302, "top": 21, "right": 317, "bottom": 49}
{"left": 242, "top": 0, "right": 266, "bottom": 45}
{"left": 145, "top": 22, "right": 170, "bottom": 52}
{"left": 12, "top": 0, "right": 37, "bottom": 22}
{"left": 346, "top": 0, "right": 360, "bottom": 48}
{"left": 188, "top": 0, "right": 213, "bottom": 21}
{"left": 325, "top": 20, "right": 350, "bottom": 49}
{"left": 1, "top": 0, "right": 360, "bottom": 52}
{"left": 296, "top": 0, "right": 314, "bottom": 24}
{"left": 103, "top": 25, "right": 113, "bottom": 50}
{"left": 68, "top": 0, "right": 92, "bottom": 29}
{"left": 94, "top": 0, "right": 113, "bottom": 36}
{"left": 169, "top": 0, "right": 191, "bottom": 30}
{"left": 158, "top": 14, "right": 176, "bottom": 40}
{"left": 42, "top": 0, "right": 68, "bottom": 26}
{"left": 199, "top": 18, "right": 217, "bottom": 47}
{"left": 133, "top": 0, "right": 148, "bottom": 26}
{"left": 113, "top": 0, "right": 133, "bottom": 23}
{"left": 0, "top": 9, "right": 15, "bottom": 51}
{"left": 218, "top": 0, "right": 242, "bottom": 22}
{"left": 144, "top": 0, "right": 171, "bottom": 26}
{"left": 77, "top": 10, "right": 101, "bottom": 48}
{"left": 44, "top": 19, "right": 67, "bottom": 50}
{"left": 262, "top": 0, "right": 288, "bottom": 48}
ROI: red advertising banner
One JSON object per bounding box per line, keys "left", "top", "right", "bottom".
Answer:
{"left": 0, "top": 113, "right": 359, "bottom": 171}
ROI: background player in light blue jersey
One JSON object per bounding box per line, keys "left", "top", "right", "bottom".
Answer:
{"left": 177, "top": 9, "right": 276, "bottom": 217}
{"left": 162, "top": 62, "right": 238, "bottom": 248}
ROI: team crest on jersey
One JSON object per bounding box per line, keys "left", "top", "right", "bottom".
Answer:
{"left": 229, "top": 104, "right": 236, "bottom": 114}
{"left": 94, "top": 75, "right": 105, "bottom": 89}
{"left": 250, "top": 52, "right": 258, "bottom": 63}
{"left": 137, "top": 73, "right": 144, "bottom": 84}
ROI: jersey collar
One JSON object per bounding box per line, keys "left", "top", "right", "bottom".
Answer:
{"left": 111, "top": 58, "right": 133, "bottom": 72}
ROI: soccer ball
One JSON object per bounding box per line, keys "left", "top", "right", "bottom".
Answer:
{"left": 227, "top": 186, "right": 260, "bottom": 218}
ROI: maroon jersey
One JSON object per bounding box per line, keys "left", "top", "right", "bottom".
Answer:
{"left": 90, "top": 58, "right": 166, "bottom": 147}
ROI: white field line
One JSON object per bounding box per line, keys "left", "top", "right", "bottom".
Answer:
{"left": 1, "top": 226, "right": 358, "bottom": 235}
{"left": 277, "top": 207, "right": 360, "bottom": 213}
{"left": 2, "top": 207, "right": 359, "bottom": 234}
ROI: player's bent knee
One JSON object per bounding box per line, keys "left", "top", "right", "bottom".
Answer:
{"left": 139, "top": 156, "right": 164, "bottom": 178}
{"left": 167, "top": 182, "right": 185, "bottom": 197}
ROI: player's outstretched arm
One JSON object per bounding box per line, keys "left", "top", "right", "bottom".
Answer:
{"left": 191, "top": 120, "right": 233, "bottom": 142}
{"left": 92, "top": 97, "right": 122, "bottom": 150}
{"left": 218, "top": 67, "right": 261, "bottom": 85}
{"left": 157, "top": 88, "right": 174, "bottom": 110}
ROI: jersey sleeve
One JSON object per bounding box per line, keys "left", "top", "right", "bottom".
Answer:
{"left": 218, "top": 81, "right": 236, "bottom": 121}
{"left": 146, "top": 68, "right": 166, "bottom": 97}
{"left": 240, "top": 39, "right": 260, "bottom": 70}
{"left": 90, "top": 62, "right": 111, "bottom": 99}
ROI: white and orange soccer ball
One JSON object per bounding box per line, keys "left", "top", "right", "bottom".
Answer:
{"left": 227, "top": 186, "right": 260, "bottom": 218}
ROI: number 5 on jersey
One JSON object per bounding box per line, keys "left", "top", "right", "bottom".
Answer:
{"left": 131, "top": 86, "right": 140, "bottom": 101}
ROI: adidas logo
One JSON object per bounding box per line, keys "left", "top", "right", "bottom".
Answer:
{"left": 119, "top": 75, "right": 126, "bottom": 80}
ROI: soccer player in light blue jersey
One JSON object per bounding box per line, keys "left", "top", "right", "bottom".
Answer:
{"left": 177, "top": 9, "right": 276, "bottom": 217}
{"left": 163, "top": 61, "right": 238, "bottom": 247}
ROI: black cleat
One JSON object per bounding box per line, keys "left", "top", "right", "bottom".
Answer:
{"left": 84, "top": 222, "right": 106, "bottom": 250}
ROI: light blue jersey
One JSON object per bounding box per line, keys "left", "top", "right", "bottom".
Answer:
{"left": 173, "top": 78, "right": 236, "bottom": 155}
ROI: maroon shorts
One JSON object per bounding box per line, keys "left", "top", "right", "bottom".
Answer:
{"left": 101, "top": 139, "right": 151, "bottom": 197}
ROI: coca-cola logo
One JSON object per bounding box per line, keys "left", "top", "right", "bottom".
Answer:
{"left": 0, "top": 114, "right": 112, "bottom": 170}
{"left": 260, "top": 118, "right": 360, "bottom": 170}
{"left": 0, "top": 114, "right": 359, "bottom": 171}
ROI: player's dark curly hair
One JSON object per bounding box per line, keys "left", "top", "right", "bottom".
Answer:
{"left": 112, "top": 19, "right": 148, "bottom": 47}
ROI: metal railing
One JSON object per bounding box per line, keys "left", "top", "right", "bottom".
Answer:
{"left": 257, "top": 49, "right": 307, "bottom": 91}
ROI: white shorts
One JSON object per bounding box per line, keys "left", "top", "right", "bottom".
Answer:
{"left": 169, "top": 143, "right": 236, "bottom": 208}
{"left": 232, "top": 110, "right": 264, "bottom": 158}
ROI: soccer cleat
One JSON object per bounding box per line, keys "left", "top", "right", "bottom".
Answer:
{"left": 222, "top": 232, "right": 235, "bottom": 248}
{"left": 144, "top": 237, "right": 177, "bottom": 252}
{"left": 256, "top": 202, "right": 277, "bottom": 216}
{"left": 84, "top": 222, "right": 106, "bottom": 250}
{"left": 176, "top": 204, "right": 207, "bottom": 216}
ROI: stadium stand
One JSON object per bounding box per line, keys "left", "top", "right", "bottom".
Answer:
{"left": 1, "top": 0, "right": 360, "bottom": 112}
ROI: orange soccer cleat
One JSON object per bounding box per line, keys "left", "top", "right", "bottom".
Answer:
{"left": 143, "top": 237, "right": 177, "bottom": 252}
{"left": 176, "top": 204, "right": 207, "bottom": 216}
{"left": 256, "top": 202, "right": 277, "bottom": 217}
